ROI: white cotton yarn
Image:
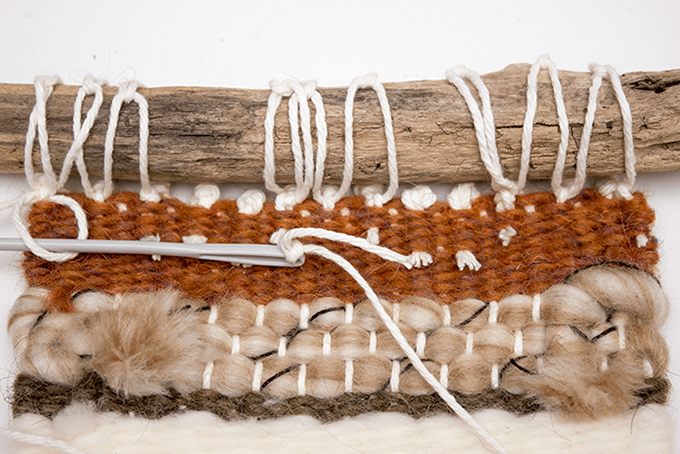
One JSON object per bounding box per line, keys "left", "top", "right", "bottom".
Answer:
{"left": 190, "top": 184, "right": 221, "bottom": 208}
{"left": 237, "top": 189, "right": 266, "bottom": 214}
{"left": 401, "top": 186, "right": 437, "bottom": 210}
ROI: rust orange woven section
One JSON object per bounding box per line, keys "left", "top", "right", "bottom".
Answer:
{"left": 25, "top": 189, "right": 657, "bottom": 312}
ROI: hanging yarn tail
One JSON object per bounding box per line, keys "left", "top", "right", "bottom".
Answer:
{"left": 271, "top": 227, "right": 509, "bottom": 454}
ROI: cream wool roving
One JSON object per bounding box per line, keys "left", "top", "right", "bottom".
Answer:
{"left": 0, "top": 55, "right": 674, "bottom": 454}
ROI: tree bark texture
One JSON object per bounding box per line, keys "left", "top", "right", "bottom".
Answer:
{"left": 0, "top": 63, "right": 678, "bottom": 185}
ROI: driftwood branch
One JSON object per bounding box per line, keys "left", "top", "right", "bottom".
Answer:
{"left": 0, "top": 64, "right": 679, "bottom": 184}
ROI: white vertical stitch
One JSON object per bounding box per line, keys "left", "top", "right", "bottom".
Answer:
{"left": 491, "top": 364, "right": 499, "bottom": 388}
{"left": 298, "top": 364, "right": 307, "bottom": 396}
{"left": 252, "top": 361, "right": 263, "bottom": 392}
{"left": 202, "top": 361, "right": 214, "bottom": 389}
{"left": 208, "top": 305, "right": 218, "bottom": 325}
{"left": 488, "top": 301, "right": 499, "bottom": 324}
{"left": 390, "top": 360, "right": 400, "bottom": 392}
{"left": 466, "top": 332, "right": 474, "bottom": 355}
{"left": 278, "top": 337, "right": 287, "bottom": 357}
{"left": 299, "top": 304, "right": 310, "bottom": 329}
{"left": 256, "top": 305, "right": 265, "bottom": 326}
{"left": 345, "top": 360, "right": 354, "bottom": 393}
{"left": 366, "top": 227, "right": 380, "bottom": 245}
{"left": 532, "top": 294, "right": 541, "bottom": 322}
{"left": 203, "top": 305, "right": 218, "bottom": 390}
{"left": 392, "top": 302, "right": 400, "bottom": 323}
{"left": 369, "top": 331, "right": 377, "bottom": 354}
{"left": 513, "top": 330, "right": 524, "bottom": 356}
{"left": 231, "top": 335, "right": 240, "bottom": 355}
{"left": 440, "top": 363, "right": 449, "bottom": 388}
{"left": 323, "top": 332, "right": 332, "bottom": 355}
{"left": 416, "top": 332, "right": 427, "bottom": 357}
{"left": 345, "top": 302, "right": 354, "bottom": 324}
{"left": 443, "top": 305, "right": 451, "bottom": 326}
{"left": 616, "top": 323, "right": 626, "bottom": 350}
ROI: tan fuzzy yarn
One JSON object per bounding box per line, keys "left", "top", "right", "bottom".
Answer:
{"left": 88, "top": 291, "right": 208, "bottom": 395}
{"left": 7, "top": 262, "right": 671, "bottom": 420}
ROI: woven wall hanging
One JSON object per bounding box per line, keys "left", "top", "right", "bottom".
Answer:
{"left": 0, "top": 55, "right": 677, "bottom": 453}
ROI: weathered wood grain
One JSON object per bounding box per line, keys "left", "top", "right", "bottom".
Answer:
{"left": 0, "top": 64, "right": 678, "bottom": 184}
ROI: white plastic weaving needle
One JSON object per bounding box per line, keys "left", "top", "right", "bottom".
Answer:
{"left": 0, "top": 238, "right": 304, "bottom": 267}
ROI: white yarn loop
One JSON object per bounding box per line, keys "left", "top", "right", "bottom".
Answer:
{"left": 24, "top": 75, "right": 61, "bottom": 191}
{"left": 521, "top": 55, "right": 571, "bottom": 202}
{"left": 552, "top": 63, "right": 604, "bottom": 203}
{"left": 265, "top": 79, "right": 326, "bottom": 209}
{"left": 57, "top": 75, "right": 105, "bottom": 197}
{"left": 592, "top": 64, "right": 636, "bottom": 199}
{"left": 270, "top": 227, "right": 432, "bottom": 269}
{"left": 270, "top": 227, "right": 507, "bottom": 454}
{"left": 103, "top": 80, "right": 154, "bottom": 201}
{"left": 237, "top": 189, "right": 266, "bottom": 214}
{"left": 320, "top": 73, "right": 398, "bottom": 209}
{"left": 446, "top": 66, "right": 519, "bottom": 210}
{"left": 12, "top": 192, "right": 88, "bottom": 262}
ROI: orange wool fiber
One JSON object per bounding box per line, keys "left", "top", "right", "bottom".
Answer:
{"left": 24, "top": 189, "right": 657, "bottom": 312}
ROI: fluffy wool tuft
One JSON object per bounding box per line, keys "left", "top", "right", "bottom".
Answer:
{"left": 87, "top": 291, "right": 208, "bottom": 396}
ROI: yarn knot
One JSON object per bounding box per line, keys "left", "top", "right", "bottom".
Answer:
{"left": 494, "top": 189, "right": 517, "bottom": 211}
{"left": 31, "top": 173, "right": 58, "bottom": 200}
{"left": 190, "top": 184, "right": 220, "bottom": 208}
{"left": 270, "top": 228, "right": 306, "bottom": 264}
{"left": 237, "top": 189, "right": 266, "bottom": 215}
{"left": 139, "top": 184, "right": 168, "bottom": 203}
{"left": 355, "top": 184, "right": 385, "bottom": 207}
{"left": 275, "top": 186, "right": 300, "bottom": 211}
{"left": 90, "top": 181, "right": 107, "bottom": 202}
{"left": 316, "top": 185, "right": 340, "bottom": 210}
{"left": 401, "top": 186, "right": 437, "bottom": 211}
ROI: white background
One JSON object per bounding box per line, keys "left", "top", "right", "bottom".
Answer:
{"left": 0, "top": 0, "right": 679, "bottom": 452}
